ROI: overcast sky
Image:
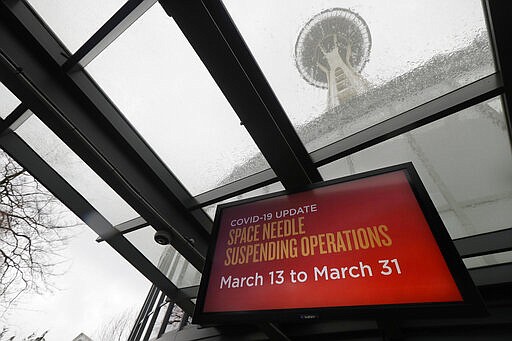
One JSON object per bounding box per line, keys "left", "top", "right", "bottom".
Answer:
{"left": 3, "top": 0, "right": 488, "bottom": 340}
{"left": 4, "top": 226, "right": 149, "bottom": 340}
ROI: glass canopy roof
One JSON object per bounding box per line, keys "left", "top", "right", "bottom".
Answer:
{"left": 319, "top": 96, "right": 512, "bottom": 240}
{"left": 17, "top": 114, "right": 139, "bottom": 226}
{"left": 125, "top": 227, "right": 202, "bottom": 289}
{"left": 223, "top": 0, "right": 495, "bottom": 151}
{"left": 87, "top": 4, "right": 270, "bottom": 196}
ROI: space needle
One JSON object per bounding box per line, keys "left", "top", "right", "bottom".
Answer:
{"left": 295, "top": 8, "right": 372, "bottom": 110}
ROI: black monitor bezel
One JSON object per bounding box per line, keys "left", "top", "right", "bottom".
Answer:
{"left": 193, "top": 163, "right": 485, "bottom": 325}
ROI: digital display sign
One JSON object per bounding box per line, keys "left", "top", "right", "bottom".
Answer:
{"left": 194, "top": 163, "right": 484, "bottom": 323}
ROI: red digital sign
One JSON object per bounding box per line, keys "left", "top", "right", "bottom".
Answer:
{"left": 194, "top": 164, "right": 483, "bottom": 323}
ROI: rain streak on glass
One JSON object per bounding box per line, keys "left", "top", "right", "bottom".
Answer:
{"left": 87, "top": 5, "right": 270, "bottom": 196}
{"left": 319, "top": 97, "right": 512, "bottom": 241}
{"left": 223, "top": 0, "right": 495, "bottom": 152}
{"left": 17, "top": 114, "right": 139, "bottom": 225}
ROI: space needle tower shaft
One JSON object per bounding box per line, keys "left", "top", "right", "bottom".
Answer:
{"left": 295, "top": 8, "right": 371, "bottom": 110}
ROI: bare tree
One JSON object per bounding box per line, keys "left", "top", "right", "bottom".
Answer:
{"left": 95, "top": 309, "right": 137, "bottom": 341}
{"left": 0, "top": 149, "right": 79, "bottom": 314}
{"left": 21, "top": 331, "right": 47, "bottom": 341}
{"left": 0, "top": 327, "right": 10, "bottom": 341}
{"left": 0, "top": 327, "right": 47, "bottom": 341}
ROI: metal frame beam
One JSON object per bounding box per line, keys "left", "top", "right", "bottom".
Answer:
{"left": 310, "top": 74, "right": 503, "bottom": 167}
{"left": 158, "top": 0, "right": 322, "bottom": 191}
{"left": 188, "top": 74, "right": 503, "bottom": 208}
{"left": 0, "top": 1, "right": 209, "bottom": 270}
{"left": 484, "top": 0, "right": 512, "bottom": 145}
{"left": 0, "top": 102, "right": 30, "bottom": 134}
{"left": 0, "top": 130, "right": 195, "bottom": 314}
{"left": 143, "top": 291, "right": 167, "bottom": 341}
{"left": 64, "top": 66, "right": 214, "bottom": 236}
{"left": 63, "top": 0, "right": 157, "bottom": 71}
{"left": 96, "top": 216, "right": 148, "bottom": 243}
{"left": 189, "top": 168, "right": 278, "bottom": 210}
{"left": 2, "top": 0, "right": 69, "bottom": 65}
{"left": 157, "top": 297, "right": 175, "bottom": 338}
{"left": 133, "top": 285, "right": 160, "bottom": 341}
{"left": 0, "top": 128, "right": 116, "bottom": 240}
{"left": 114, "top": 216, "right": 149, "bottom": 234}
{"left": 128, "top": 285, "right": 158, "bottom": 341}
{"left": 455, "top": 227, "right": 512, "bottom": 258}
{"left": 470, "top": 263, "right": 512, "bottom": 286}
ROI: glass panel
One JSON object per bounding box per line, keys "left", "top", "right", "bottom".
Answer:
{"left": 87, "top": 5, "right": 269, "bottom": 196}
{"left": 0, "top": 82, "right": 20, "bottom": 118}
{"left": 203, "top": 182, "right": 285, "bottom": 219}
{"left": 16, "top": 114, "right": 139, "bottom": 225}
{"left": 319, "top": 97, "right": 512, "bottom": 239}
{"left": 125, "top": 227, "right": 202, "bottom": 288}
{"left": 27, "top": 0, "right": 126, "bottom": 52}
{"left": 223, "top": 0, "right": 495, "bottom": 151}
{"left": 463, "top": 251, "right": 512, "bottom": 269}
